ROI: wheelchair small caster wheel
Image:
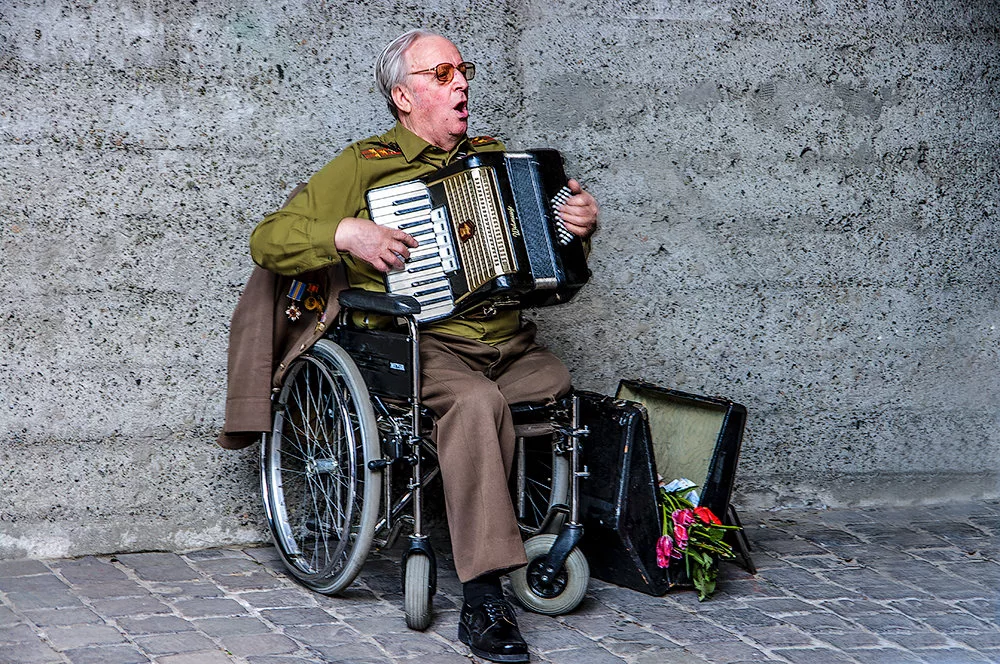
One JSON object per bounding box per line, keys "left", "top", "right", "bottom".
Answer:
{"left": 510, "top": 534, "right": 589, "bottom": 615}
{"left": 403, "top": 552, "right": 433, "bottom": 630}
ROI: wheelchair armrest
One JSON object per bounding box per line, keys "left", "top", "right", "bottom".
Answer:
{"left": 338, "top": 288, "right": 422, "bottom": 317}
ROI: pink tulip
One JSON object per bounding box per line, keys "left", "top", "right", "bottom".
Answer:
{"left": 656, "top": 535, "right": 674, "bottom": 568}
{"left": 672, "top": 508, "right": 695, "bottom": 528}
{"left": 674, "top": 524, "right": 689, "bottom": 550}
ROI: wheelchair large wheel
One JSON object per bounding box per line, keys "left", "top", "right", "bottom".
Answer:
{"left": 261, "top": 339, "right": 382, "bottom": 595}
{"left": 510, "top": 534, "right": 589, "bottom": 616}
{"left": 510, "top": 435, "right": 570, "bottom": 536}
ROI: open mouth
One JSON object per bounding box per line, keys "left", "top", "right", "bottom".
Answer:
{"left": 454, "top": 99, "right": 468, "bottom": 119}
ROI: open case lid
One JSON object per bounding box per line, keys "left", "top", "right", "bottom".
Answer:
{"left": 615, "top": 379, "right": 747, "bottom": 521}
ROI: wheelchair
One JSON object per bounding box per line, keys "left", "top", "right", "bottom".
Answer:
{"left": 258, "top": 288, "right": 591, "bottom": 630}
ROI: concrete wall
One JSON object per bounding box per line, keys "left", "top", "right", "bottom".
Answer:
{"left": 1, "top": 0, "right": 997, "bottom": 559}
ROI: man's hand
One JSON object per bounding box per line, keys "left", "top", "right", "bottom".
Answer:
{"left": 335, "top": 217, "right": 419, "bottom": 273}
{"left": 558, "top": 179, "right": 599, "bottom": 239}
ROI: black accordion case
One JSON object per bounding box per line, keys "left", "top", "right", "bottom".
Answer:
{"left": 576, "top": 382, "right": 748, "bottom": 596}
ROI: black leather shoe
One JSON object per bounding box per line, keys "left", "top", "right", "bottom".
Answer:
{"left": 458, "top": 595, "right": 529, "bottom": 663}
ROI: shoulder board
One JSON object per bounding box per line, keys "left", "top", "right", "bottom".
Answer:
{"left": 469, "top": 135, "right": 500, "bottom": 147}
{"left": 360, "top": 144, "right": 403, "bottom": 160}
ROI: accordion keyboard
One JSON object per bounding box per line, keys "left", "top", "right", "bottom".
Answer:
{"left": 367, "top": 180, "right": 458, "bottom": 323}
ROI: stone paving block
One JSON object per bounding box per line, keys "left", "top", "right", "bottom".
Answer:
{"left": 212, "top": 571, "right": 287, "bottom": 592}
{"left": 647, "top": 617, "right": 741, "bottom": 645}
{"left": 62, "top": 645, "right": 151, "bottom": 664}
{"left": 0, "top": 560, "right": 51, "bottom": 577}
{"left": 739, "top": 623, "right": 820, "bottom": 648}
{"left": 818, "top": 598, "right": 895, "bottom": 617}
{"left": 912, "top": 648, "right": 993, "bottom": 663}
{"left": 184, "top": 548, "right": 249, "bottom": 561}
{"left": 397, "top": 653, "right": 479, "bottom": 664}
{"left": 281, "top": 623, "right": 360, "bottom": 645}
{"left": 539, "top": 647, "right": 627, "bottom": 663}
{"left": 146, "top": 581, "right": 228, "bottom": 599}
{"left": 218, "top": 633, "right": 301, "bottom": 657}
{"left": 849, "top": 611, "right": 926, "bottom": 633}
{"left": 900, "top": 576, "right": 990, "bottom": 601}
{"left": 799, "top": 528, "right": 867, "bottom": 547}
{"left": 113, "top": 554, "right": 199, "bottom": 583}
{"left": 188, "top": 558, "right": 263, "bottom": 575}
{"left": 815, "top": 630, "right": 886, "bottom": 649}
{"left": 89, "top": 596, "right": 171, "bottom": 617}
{"left": 881, "top": 630, "right": 955, "bottom": 649}
{"left": 597, "top": 626, "right": 688, "bottom": 657}
{"left": 908, "top": 547, "right": 981, "bottom": 563}
{"left": 954, "top": 598, "right": 995, "bottom": 620}
{"left": 308, "top": 641, "right": 392, "bottom": 662}
{"left": 681, "top": 639, "right": 772, "bottom": 663}
{"left": 919, "top": 611, "right": 993, "bottom": 632}
{"left": 755, "top": 537, "right": 830, "bottom": 556}
{"left": 855, "top": 583, "right": 931, "bottom": 601}
{"left": 0, "top": 574, "right": 69, "bottom": 594}
{"left": 952, "top": 631, "right": 1000, "bottom": 650}
{"left": 371, "top": 631, "right": 462, "bottom": 658}
{"left": 237, "top": 589, "right": 317, "bottom": 609}
{"left": 691, "top": 606, "right": 787, "bottom": 628}
{"left": 172, "top": 598, "right": 248, "bottom": 618}
{"left": 885, "top": 598, "right": 958, "bottom": 618}
{"left": 0, "top": 606, "right": 18, "bottom": 627}
{"left": 632, "top": 648, "right": 711, "bottom": 664}
{"left": 72, "top": 582, "right": 151, "bottom": 600}
{"left": 193, "top": 616, "right": 274, "bottom": 638}
{"left": 132, "top": 631, "right": 217, "bottom": 656}
{"left": 747, "top": 597, "right": 823, "bottom": 615}
{"left": 0, "top": 640, "right": 64, "bottom": 663}
{"left": 259, "top": 607, "right": 336, "bottom": 626}
{"left": 54, "top": 558, "right": 130, "bottom": 584}
{"left": 45, "top": 623, "right": 127, "bottom": 650}
{"left": 770, "top": 646, "right": 858, "bottom": 663}
{"left": 781, "top": 555, "right": 855, "bottom": 571}
{"left": 0, "top": 622, "right": 41, "bottom": 643}
{"left": 526, "top": 624, "right": 604, "bottom": 652}
{"left": 116, "top": 614, "right": 196, "bottom": 635}
{"left": 157, "top": 651, "right": 233, "bottom": 664}
{"left": 342, "top": 613, "right": 422, "bottom": 637}
{"left": 4, "top": 590, "right": 83, "bottom": 611}
{"left": 22, "top": 607, "right": 103, "bottom": 627}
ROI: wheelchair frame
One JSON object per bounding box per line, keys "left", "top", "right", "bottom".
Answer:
{"left": 259, "top": 289, "right": 590, "bottom": 629}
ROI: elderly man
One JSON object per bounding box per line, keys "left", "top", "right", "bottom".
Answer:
{"left": 249, "top": 29, "right": 598, "bottom": 663}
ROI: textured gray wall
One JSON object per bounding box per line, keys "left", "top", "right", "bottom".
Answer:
{"left": 1, "top": 0, "right": 998, "bottom": 559}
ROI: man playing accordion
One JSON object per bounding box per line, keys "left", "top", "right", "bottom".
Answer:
{"left": 249, "top": 29, "right": 598, "bottom": 663}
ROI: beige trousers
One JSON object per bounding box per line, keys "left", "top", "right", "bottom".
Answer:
{"left": 419, "top": 322, "right": 572, "bottom": 582}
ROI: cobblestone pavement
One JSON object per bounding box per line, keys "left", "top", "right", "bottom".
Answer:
{"left": 1, "top": 501, "right": 998, "bottom": 664}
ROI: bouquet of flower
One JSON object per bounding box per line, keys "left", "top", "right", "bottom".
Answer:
{"left": 657, "top": 480, "right": 740, "bottom": 600}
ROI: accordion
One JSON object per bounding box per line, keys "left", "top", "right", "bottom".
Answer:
{"left": 365, "top": 150, "right": 590, "bottom": 324}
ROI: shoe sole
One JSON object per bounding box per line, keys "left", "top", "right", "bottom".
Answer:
{"left": 458, "top": 623, "right": 530, "bottom": 663}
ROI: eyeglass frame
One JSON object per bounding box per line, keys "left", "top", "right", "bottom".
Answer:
{"left": 407, "top": 61, "right": 476, "bottom": 84}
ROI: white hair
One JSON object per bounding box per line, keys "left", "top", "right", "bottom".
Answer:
{"left": 375, "top": 29, "right": 440, "bottom": 119}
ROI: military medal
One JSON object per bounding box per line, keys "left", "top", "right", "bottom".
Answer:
{"left": 285, "top": 280, "right": 308, "bottom": 322}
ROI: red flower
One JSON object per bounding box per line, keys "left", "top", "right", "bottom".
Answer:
{"left": 694, "top": 506, "right": 722, "bottom": 525}
{"left": 656, "top": 535, "right": 674, "bottom": 568}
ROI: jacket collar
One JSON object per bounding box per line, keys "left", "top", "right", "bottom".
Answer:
{"left": 383, "top": 122, "right": 471, "bottom": 164}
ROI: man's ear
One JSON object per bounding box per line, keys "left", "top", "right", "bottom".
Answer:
{"left": 392, "top": 85, "right": 412, "bottom": 115}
